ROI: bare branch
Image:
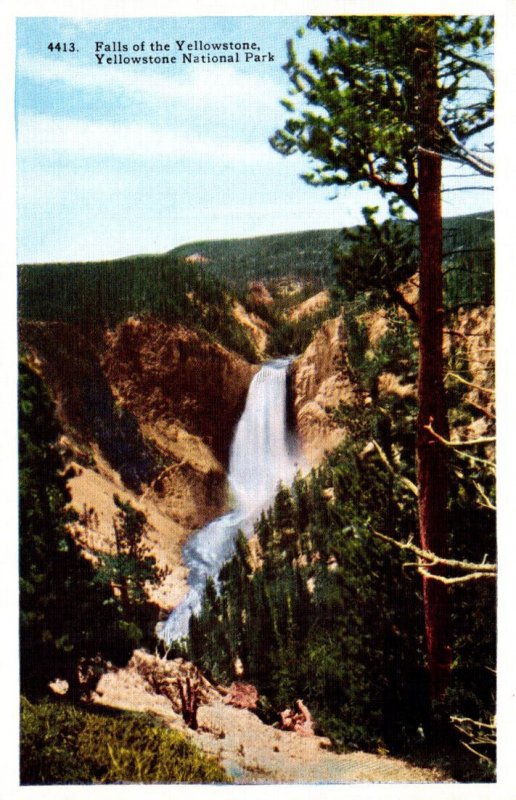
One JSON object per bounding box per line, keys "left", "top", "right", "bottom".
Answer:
{"left": 443, "top": 329, "right": 493, "bottom": 340}
{"left": 440, "top": 127, "right": 494, "bottom": 177}
{"left": 371, "top": 529, "right": 497, "bottom": 580}
{"left": 444, "top": 372, "right": 495, "bottom": 395}
{"left": 140, "top": 459, "right": 187, "bottom": 500}
{"left": 418, "top": 567, "right": 496, "bottom": 585}
{"left": 451, "top": 716, "right": 496, "bottom": 730}
{"left": 473, "top": 481, "right": 496, "bottom": 511}
{"left": 370, "top": 439, "right": 419, "bottom": 496}
{"left": 440, "top": 48, "right": 494, "bottom": 84}
{"left": 451, "top": 715, "right": 496, "bottom": 767}
{"left": 424, "top": 422, "right": 495, "bottom": 448}
{"left": 460, "top": 740, "right": 495, "bottom": 765}
{"left": 443, "top": 172, "right": 488, "bottom": 179}
{"left": 442, "top": 186, "right": 493, "bottom": 192}
{"left": 465, "top": 399, "right": 496, "bottom": 421}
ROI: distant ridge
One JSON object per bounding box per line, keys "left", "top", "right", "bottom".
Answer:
{"left": 19, "top": 211, "right": 493, "bottom": 313}
{"left": 168, "top": 228, "right": 342, "bottom": 287}
{"left": 167, "top": 211, "right": 493, "bottom": 290}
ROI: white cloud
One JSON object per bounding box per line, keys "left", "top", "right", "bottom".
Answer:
{"left": 17, "top": 49, "right": 279, "bottom": 112}
{"left": 17, "top": 112, "right": 276, "bottom": 164}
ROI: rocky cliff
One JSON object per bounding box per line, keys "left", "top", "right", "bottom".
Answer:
{"left": 291, "top": 316, "right": 362, "bottom": 466}
{"left": 290, "top": 302, "right": 495, "bottom": 467}
{"left": 288, "top": 289, "right": 330, "bottom": 323}
{"left": 102, "top": 317, "right": 257, "bottom": 469}
{"left": 19, "top": 301, "right": 494, "bottom": 612}
{"left": 20, "top": 319, "right": 257, "bottom": 612}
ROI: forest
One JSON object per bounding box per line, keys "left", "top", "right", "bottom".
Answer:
{"left": 18, "top": 13, "right": 496, "bottom": 786}
{"left": 19, "top": 210, "right": 493, "bottom": 318}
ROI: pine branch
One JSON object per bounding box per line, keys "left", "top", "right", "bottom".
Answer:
{"left": 366, "top": 155, "right": 419, "bottom": 213}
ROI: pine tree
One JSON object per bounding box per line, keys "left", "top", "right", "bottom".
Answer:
{"left": 271, "top": 13, "right": 493, "bottom": 701}
{"left": 19, "top": 360, "right": 133, "bottom": 698}
{"left": 95, "top": 495, "right": 165, "bottom": 640}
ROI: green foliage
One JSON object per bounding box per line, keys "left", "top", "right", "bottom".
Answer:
{"left": 442, "top": 347, "right": 496, "bottom": 737}
{"left": 443, "top": 213, "right": 494, "bottom": 309}
{"left": 335, "top": 211, "right": 418, "bottom": 307}
{"left": 20, "top": 697, "right": 90, "bottom": 784}
{"left": 335, "top": 210, "right": 493, "bottom": 314}
{"left": 20, "top": 697, "right": 231, "bottom": 784}
{"left": 268, "top": 309, "right": 334, "bottom": 357}
{"left": 184, "top": 306, "right": 495, "bottom": 767}
{"left": 18, "top": 255, "right": 256, "bottom": 361}
{"left": 94, "top": 495, "right": 164, "bottom": 642}
{"left": 169, "top": 214, "right": 492, "bottom": 307}
{"left": 271, "top": 16, "right": 493, "bottom": 209}
{"left": 19, "top": 360, "right": 134, "bottom": 699}
{"left": 18, "top": 214, "right": 493, "bottom": 354}
{"left": 346, "top": 305, "right": 419, "bottom": 405}
{"left": 187, "top": 412, "right": 427, "bottom": 752}
{"left": 170, "top": 229, "right": 340, "bottom": 289}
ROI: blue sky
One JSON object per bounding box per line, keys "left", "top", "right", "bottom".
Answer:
{"left": 16, "top": 16, "right": 493, "bottom": 263}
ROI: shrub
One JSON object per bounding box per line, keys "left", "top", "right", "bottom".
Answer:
{"left": 20, "top": 697, "right": 231, "bottom": 785}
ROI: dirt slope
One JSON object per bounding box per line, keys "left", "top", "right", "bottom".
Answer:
{"left": 232, "top": 302, "right": 270, "bottom": 356}
{"left": 69, "top": 456, "right": 189, "bottom": 613}
{"left": 93, "top": 651, "right": 452, "bottom": 785}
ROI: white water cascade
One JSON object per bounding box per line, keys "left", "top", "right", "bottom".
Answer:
{"left": 160, "top": 358, "right": 303, "bottom": 643}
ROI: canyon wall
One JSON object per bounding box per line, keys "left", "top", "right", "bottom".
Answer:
{"left": 20, "top": 319, "right": 257, "bottom": 613}
{"left": 290, "top": 316, "right": 362, "bottom": 466}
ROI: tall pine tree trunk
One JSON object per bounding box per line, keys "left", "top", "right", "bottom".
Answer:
{"left": 415, "top": 18, "right": 452, "bottom": 702}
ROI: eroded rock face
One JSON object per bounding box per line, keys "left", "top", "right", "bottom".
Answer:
{"left": 232, "top": 302, "right": 270, "bottom": 356}
{"left": 291, "top": 303, "right": 495, "bottom": 469}
{"left": 444, "top": 305, "right": 495, "bottom": 446}
{"left": 19, "top": 318, "right": 257, "bottom": 532}
{"left": 291, "top": 316, "right": 362, "bottom": 466}
{"left": 246, "top": 281, "right": 274, "bottom": 307}
{"left": 102, "top": 318, "right": 257, "bottom": 468}
{"left": 288, "top": 290, "right": 330, "bottom": 323}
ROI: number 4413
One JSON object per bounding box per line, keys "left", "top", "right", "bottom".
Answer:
{"left": 47, "top": 42, "right": 76, "bottom": 52}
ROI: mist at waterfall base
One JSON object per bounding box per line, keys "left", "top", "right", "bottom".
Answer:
{"left": 159, "top": 359, "right": 304, "bottom": 644}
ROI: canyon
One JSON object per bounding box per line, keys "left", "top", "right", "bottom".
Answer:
{"left": 19, "top": 294, "right": 495, "bottom": 619}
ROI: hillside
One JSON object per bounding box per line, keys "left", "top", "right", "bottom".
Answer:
{"left": 167, "top": 212, "right": 494, "bottom": 301}
{"left": 18, "top": 212, "right": 494, "bottom": 326}
{"left": 168, "top": 228, "right": 340, "bottom": 288}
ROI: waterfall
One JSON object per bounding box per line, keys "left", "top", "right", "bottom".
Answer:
{"left": 159, "top": 358, "right": 303, "bottom": 643}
